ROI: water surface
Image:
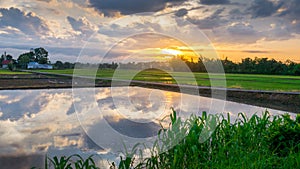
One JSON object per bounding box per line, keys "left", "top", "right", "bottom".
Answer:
{"left": 0, "top": 87, "right": 293, "bottom": 168}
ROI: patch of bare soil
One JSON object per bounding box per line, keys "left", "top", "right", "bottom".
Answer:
{"left": 0, "top": 74, "right": 110, "bottom": 89}
{"left": 131, "top": 82, "right": 300, "bottom": 114}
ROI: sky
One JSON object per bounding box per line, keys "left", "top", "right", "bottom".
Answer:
{"left": 0, "top": 0, "right": 299, "bottom": 63}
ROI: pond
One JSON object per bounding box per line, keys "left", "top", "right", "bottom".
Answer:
{"left": 0, "top": 87, "right": 294, "bottom": 168}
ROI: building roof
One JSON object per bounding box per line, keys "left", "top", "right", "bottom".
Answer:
{"left": 2, "top": 60, "right": 11, "bottom": 65}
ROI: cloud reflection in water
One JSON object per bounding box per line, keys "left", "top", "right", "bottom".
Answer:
{"left": 0, "top": 87, "right": 292, "bottom": 168}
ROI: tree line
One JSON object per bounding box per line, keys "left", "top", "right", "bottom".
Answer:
{"left": 1, "top": 47, "right": 119, "bottom": 70}
{"left": 169, "top": 56, "right": 300, "bottom": 75}
{"left": 0, "top": 47, "right": 50, "bottom": 70}
{"left": 1, "top": 47, "right": 300, "bottom": 75}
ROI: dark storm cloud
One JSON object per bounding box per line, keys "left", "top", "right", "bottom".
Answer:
{"left": 212, "top": 21, "right": 261, "bottom": 44}
{"left": 36, "top": 0, "right": 52, "bottom": 2}
{"left": 248, "top": 0, "right": 283, "bottom": 18}
{"left": 278, "top": 0, "right": 300, "bottom": 19}
{"left": 187, "top": 8, "right": 227, "bottom": 29}
{"left": 66, "top": 16, "right": 96, "bottom": 38}
{"left": 0, "top": 7, "right": 49, "bottom": 36}
{"left": 175, "top": 8, "right": 188, "bottom": 17}
{"left": 227, "top": 23, "right": 256, "bottom": 35}
{"left": 67, "top": 16, "right": 93, "bottom": 32}
{"left": 287, "top": 0, "right": 300, "bottom": 18}
{"left": 67, "top": 16, "right": 83, "bottom": 32}
{"left": 229, "top": 8, "right": 245, "bottom": 20}
{"left": 88, "top": 0, "right": 185, "bottom": 16}
{"left": 199, "top": 0, "right": 230, "bottom": 5}
{"left": 247, "top": 0, "right": 300, "bottom": 20}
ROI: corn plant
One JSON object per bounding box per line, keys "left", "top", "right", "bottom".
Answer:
{"left": 32, "top": 154, "right": 99, "bottom": 169}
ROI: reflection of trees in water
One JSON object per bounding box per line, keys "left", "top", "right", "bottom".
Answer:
{"left": 0, "top": 154, "right": 44, "bottom": 169}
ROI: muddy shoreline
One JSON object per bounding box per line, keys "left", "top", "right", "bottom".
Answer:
{"left": 1, "top": 74, "right": 299, "bottom": 113}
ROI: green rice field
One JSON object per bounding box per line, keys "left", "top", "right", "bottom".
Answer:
{"left": 35, "top": 69, "right": 300, "bottom": 92}
{"left": 0, "top": 69, "right": 30, "bottom": 75}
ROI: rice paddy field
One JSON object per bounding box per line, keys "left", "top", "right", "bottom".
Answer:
{"left": 35, "top": 69, "right": 300, "bottom": 92}
{"left": 2, "top": 68, "right": 299, "bottom": 168}
{"left": 0, "top": 69, "right": 30, "bottom": 75}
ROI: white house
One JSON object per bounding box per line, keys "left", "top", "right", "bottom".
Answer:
{"left": 27, "top": 62, "right": 53, "bottom": 69}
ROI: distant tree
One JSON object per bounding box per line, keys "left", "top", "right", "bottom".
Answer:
{"left": 6, "top": 54, "right": 13, "bottom": 61}
{"left": 64, "top": 62, "right": 74, "bottom": 69}
{"left": 286, "top": 60, "right": 298, "bottom": 75}
{"left": 197, "top": 57, "right": 207, "bottom": 72}
{"left": 17, "top": 52, "right": 35, "bottom": 68}
{"left": 222, "top": 57, "right": 237, "bottom": 73}
{"left": 293, "top": 64, "right": 300, "bottom": 75}
{"left": 111, "top": 62, "right": 118, "bottom": 69}
{"left": 239, "top": 58, "right": 255, "bottom": 73}
{"left": 169, "top": 55, "right": 191, "bottom": 72}
{"left": 1, "top": 53, "right": 11, "bottom": 60}
{"left": 0, "top": 55, "right": 3, "bottom": 66}
{"left": 8, "top": 60, "right": 16, "bottom": 71}
{"left": 54, "top": 61, "right": 64, "bottom": 69}
{"left": 34, "top": 47, "right": 49, "bottom": 64}
{"left": 16, "top": 47, "right": 50, "bottom": 68}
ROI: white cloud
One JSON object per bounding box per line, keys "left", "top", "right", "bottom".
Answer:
{"left": 0, "top": 0, "right": 299, "bottom": 62}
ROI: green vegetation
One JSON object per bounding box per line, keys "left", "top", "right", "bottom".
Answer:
{"left": 36, "top": 69, "right": 300, "bottom": 91}
{"left": 112, "top": 110, "right": 300, "bottom": 169}
{"left": 0, "top": 69, "right": 30, "bottom": 75}
{"left": 171, "top": 56, "right": 300, "bottom": 75}
{"left": 31, "top": 154, "right": 99, "bottom": 169}
{"left": 33, "top": 111, "right": 300, "bottom": 169}
{"left": 17, "top": 47, "right": 49, "bottom": 68}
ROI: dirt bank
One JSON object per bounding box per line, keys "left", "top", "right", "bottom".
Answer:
{"left": 0, "top": 74, "right": 110, "bottom": 89}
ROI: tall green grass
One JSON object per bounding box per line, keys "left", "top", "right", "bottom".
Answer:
{"left": 33, "top": 111, "right": 300, "bottom": 169}
{"left": 116, "top": 110, "right": 300, "bottom": 169}
{"left": 31, "top": 154, "right": 99, "bottom": 169}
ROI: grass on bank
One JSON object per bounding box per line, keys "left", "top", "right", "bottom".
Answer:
{"left": 35, "top": 110, "right": 300, "bottom": 169}
{"left": 36, "top": 69, "right": 300, "bottom": 91}
{"left": 0, "top": 69, "right": 30, "bottom": 75}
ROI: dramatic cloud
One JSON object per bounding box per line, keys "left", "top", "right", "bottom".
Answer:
{"left": 227, "top": 22, "right": 256, "bottom": 35}
{"left": 212, "top": 22, "right": 261, "bottom": 44}
{"left": 88, "top": 0, "right": 185, "bottom": 16}
{"left": 187, "top": 8, "right": 227, "bottom": 29}
{"left": 228, "top": 8, "right": 245, "bottom": 20}
{"left": 278, "top": 0, "right": 300, "bottom": 20}
{"left": 200, "top": 0, "right": 230, "bottom": 5}
{"left": 175, "top": 8, "right": 188, "bottom": 17}
{"left": 0, "top": 7, "right": 50, "bottom": 36}
{"left": 248, "top": 0, "right": 282, "bottom": 18}
{"left": 66, "top": 16, "right": 96, "bottom": 37}
{"left": 0, "top": 0, "right": 299, "bottom": 62}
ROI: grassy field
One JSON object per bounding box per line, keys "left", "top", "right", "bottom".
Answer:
{"left": 35, "top": 69, "right": 300, "bottom": 92}
{"left": 0, "top": 69, "right": 30, "bottom": 75}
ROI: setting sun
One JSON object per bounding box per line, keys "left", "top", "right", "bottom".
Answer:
{"left": 161, "top": 48, "right": 182, "bottom": 56}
